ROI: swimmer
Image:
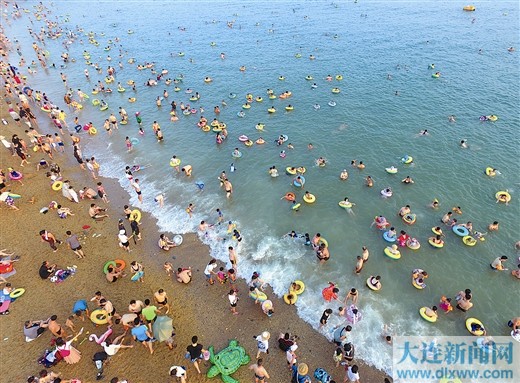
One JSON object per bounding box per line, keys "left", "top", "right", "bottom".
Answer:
{"left": 308, "top": 143, "right": 314, "bottom": 150}
{"left": 287, "top": 143, "right": 294, "bottom": 150}
{"left": 448, "top": 115, "right": 456, "bottom": 122}
{"left": 181, "top": 165, "right": 192, "bottom": 177}
{"left": 365, "top": 175, "right": 373, "bottom": 187}
{"left": 351, "top": 160, "right": 357, "bottom": 168}
{"left": 439, "top": 296, "right": 453, "bottom": 313}
{"left": 488, "top": 221, "right": 499, "bottom": 231}
{"left": 441, "top": 212, "right": 453, "bottom": 224}
{"left": 460, "top": 139, "right": 468, "bottom": 148}
{"left": 401, "top": 176, "right": 414, "bottom": 184}
{"left": 419, "top": 129, "right": 429, "bottom": 135}
{"left": 340, "top": 169, "right": 349, "bottom": 180}
{"left": 398, "top": 205, "right": 411, "bottom": 218}
{"left": 316, "top": 157, "right": 326, "bottom": 167}
{"left": 186, "top": 203, "right": 195, "bottom": 218}
{"left": 357, "top": 161, "right": 365, "bottom": 170}
{"left": 496, "top": 192, "right": 510, "bottom": 205}
{"left": 452, "top": 206, "right": 463, "bottom": 215}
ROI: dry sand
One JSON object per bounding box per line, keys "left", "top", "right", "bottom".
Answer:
{"left": 0, "top": 107, "right": 390, "bottom": 383}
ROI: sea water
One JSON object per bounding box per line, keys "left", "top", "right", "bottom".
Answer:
{"left": 4, "top": 0, "right": 519, "bottom": 372}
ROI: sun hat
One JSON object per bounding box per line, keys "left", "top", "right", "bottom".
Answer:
{"left": 297, "top": 363, "right": 308, "bottom": 375}
{"left": 261, "top": 331, "right": 270, "bottom": 340}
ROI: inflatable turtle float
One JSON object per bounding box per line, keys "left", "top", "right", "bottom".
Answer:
{"left": 207, "top": 339, "right": 250, "bottom": 383}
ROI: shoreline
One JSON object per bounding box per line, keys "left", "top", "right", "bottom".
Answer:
{"left": 0, "top": 105, "right": 389, "bottom": 381}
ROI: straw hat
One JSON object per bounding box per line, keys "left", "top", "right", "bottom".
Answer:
{"left": 297, "top": 363, "right": 308, "bottom": 375}
{"left": 261, "top": 331, "right": 270, "bottom": 340}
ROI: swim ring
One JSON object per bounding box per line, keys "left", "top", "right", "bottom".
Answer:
{"left": 331, "top": 88, "right": 341, "bottom": 94}
{"left": 328, "top": 101, "right": 336, "bottom": 107}
{"left": 170, "top": 158, "right": 181, "bottom": 167}
{"left": 428, "top": 238, "right": 444, "bottom": 248}
{"left": 130, "top": 209, "right": 141, "bottom": 223}
{"left": 452, "top": 225, "right": 469, "bottom": 237}
{"left": 290, "top": 281, "right": 305, "bottom": 295}
{"left": 232, "top": 151, "right": 242, "bottom": 158}
{"left": 401, "top": 155, "right": 413, "bottom": 164}
{"left": 402, "top": 213, "right": 416, "bottom": 225}
{"left": 238, "top": 135, "right": 249, "bottom": 142}
{"left": 385, "top": 167, "right": 398, "bottom": 174}
{"left": 90, "top": 309, "right": 109, "bottom": 325}
{"left": 419, "top": 307, "right": 437, "bottom": 323}
{"left": 495, "top": 191, "right": 511, "bottom": 203}
{"left": 366, "top": 278, "right": 381, "bottom": 291}
{"left": 384, "top": 246, "right": 401, "bottom": 259}
{"left": 9, "top": 288, "right": 25, "bottom": 299}
{"left": 284, "top": 192, "right": 296, "bottom": 202}
{"left": 52, "top": 181, "right": 63, "bottom": 191}
{"left": 283, "top": 293, "right": 297, "bottom": 305}
{"left": 380, "top": 189, "right": 393, "bottom": 198}
{"left": 293, "top": 176, "right": 305, "bottom": 188}
{"left": 485, "top": 167, "right": 495, "bottom": 176}
{"left": 339, "top": 201, "right": 352, "bottom": 209}
{"left": 303, "top": 194, "right": 316, "bottom": 204}
{"left": 406, "top": 238, "right": 421, "bottom": 250}
{"left": 462, "top": 236, "right": 477, "bottom": 246}
{"left": 89, "top": 127, "right": 97, "bottom": 135}
{"left": 286, "top": 167, "right": 297, "bottom": 175}
{"left": 92, "top": 99, "right": 100, "bottom": 106}
{"left": 466, "top": 318, "right": 485, "bottom": 336}
{"left": 383, "top": 231, "right": 396, "bottom": 243}
{"left": 249, "top": 289, "right": 267, "bottom": 302}
{"left": 335, "top": 75, "right": 343, "bottom": 81}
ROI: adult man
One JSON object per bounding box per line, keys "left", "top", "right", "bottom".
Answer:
{"left": 89, "top": 204, "right": 109, "bottom": 220}
{"left": 176, "top": 267, "right": 192, "bottom": 284}
{"left": 39, "top": 261, "right": 56, "bottom": 280}
{"left": 65, "top": 231, "right": 85, "bottom": 258}
{"left": 186, "top": 336, "right": 204, "bottom": 374}
{"left": 131, "top": 317, "right": 154, "bottom": 354}
{"left": 141, "top": 299, "right": 159, "bottom": 330}
{"left": 249, "top": 359, "right": 270, "bottom": 383}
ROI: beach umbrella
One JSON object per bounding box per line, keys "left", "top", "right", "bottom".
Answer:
{"left": 152, "top": 315, "right": 173, "bottom": 342}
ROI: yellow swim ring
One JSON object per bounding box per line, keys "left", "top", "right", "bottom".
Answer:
{"left": 130, "top": 209, "right": 142, "bottom": 223}
{"left": 485, "top": 167, "right": 495, "bottom": 176}
{"left": 419, "top": 307, "right": 437, "bottom": 323}
{"left": 384, "top": 246, "right": 401, "bottom": 259}
{"left": 495, "top": 191, "right": 511, "bottom": 203}
{"left": 52, "top": 181, "right": 63, "bottom": 191}
{"left": 170, "top": 158, "right": 181, "bottom": 167}
{"left": 290, "top": 281, "right": 305, "bottom": 295}
{"left": 90, "top": 309, "right": 109, "bottom": 325}
{"left": 88, "top": 127, "right": 97, "bottom": 135}
{"left": 465, "top": 317, "right": 485, "bottom": 336}
{"left": 283, "top": 293, "right": 297, "bottom": 305}
{"left": 462, "top": 236, "right": 477, "bottom": 246}
{"left": 303, "top": 194, "right": 316, "bottom": 203}
{"left": 318, "top": 238, "right": 328, "bottom": 248}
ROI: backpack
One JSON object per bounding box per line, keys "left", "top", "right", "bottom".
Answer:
{"left": 314, "top": 368, "right": 331, "bottom": 383}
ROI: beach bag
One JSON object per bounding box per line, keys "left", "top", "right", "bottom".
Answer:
{"left": 314, "top": 368, "right": 331, "bottom": 383}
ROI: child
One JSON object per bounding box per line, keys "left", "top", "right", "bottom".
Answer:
{"left": 163, "top": 262, "right": 174, "bottom": 277}
{"left": 216, "top": 267, "right": 227, "bottom": 284}
{"left": 165, "top": 328, "right": 176, "bottom": 350}
{"left": 186, "top": 203, "right": 194, "bottom": 218}
{"left": 333, "top": 347, "right": 343, "bottom": 367}
{"left": 65, "top": 315, "right": 75, "bottom": 332}
{"left": 227, "top": 268, "right": 237, "bottom": 284}
{"left": 439, "top": 296, "right": 453, "bottom": 313}
{"left": 96, "top": 182, "right": 109, "bottom": 204}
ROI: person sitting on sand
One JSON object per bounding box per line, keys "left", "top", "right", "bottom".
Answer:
{"left": 176, "top": 267, "right": 192, "bottom": 284}
{"left": 158, "top": 234, "right": 177, "bottom": 251}
{"left": 89, "top": 204, "right": 108, "bottom": 220}
{"left": 106, "top": 265, "right": 125, "bottom": 283}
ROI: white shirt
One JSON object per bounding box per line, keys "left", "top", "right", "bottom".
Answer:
{"left": 169, "top": 366, "right": 186, "bottom": 377}
{"left": 118, "top": 233, "right": 129, "bottom": 243}
{"left": 228, "top": 293, "right": 237, "bottom": 305}
{"left": 347, "top": 367, "right": 360, "bottom": 382}
{"left": 204, "top": 263, "right": 217, "bottom": 275}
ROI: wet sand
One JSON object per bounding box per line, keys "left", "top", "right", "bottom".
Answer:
{"left": 0, "top": 108, "right": 389, "bottom": 382}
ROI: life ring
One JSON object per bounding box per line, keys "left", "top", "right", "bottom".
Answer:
{"left": 103, "top": 260, "right": 117, "bottom": 274}
{"left": 9, "top": 288, "right": 25, "bottom": 299}
{"left": 428, "top": 238, "right": 444, "bottom": 248}
{"left": 339, "top": 201, "right": 352, "bottom": 209}
{"left": 52, "top": 181, "right": 63, "bottom": 191}
{"left": 256, "top": 139, "right": 265, "bottom": 145}
{"left": 290, "top": 280, "right": 305, "bottom": 295}
{"left": 238, "top": 135, "right": 249, "bottom": 142}
{"left": 170, "top": 158, "right": 181, "bottom": 167}
{"left": 402, "top": 214, "right": 416, "bottom": 225}
{"left": 406, "top": 238, "right": 421, "bottom": 250}
{"left": 90, "top": 309, "right": 109, "bottom": 325}
{"left": 291, "top": 203, "right": 301, "bottom": 210}
{"left": 466, "top": 318, "right": 485, "bottom": 336}
{"left": 303, "top": 194, "right": 316, "bottom": 203}
{"left": 92, "top": 99, "right": 100, "bottom": 106}
{"left": 318, "top": 238, "right": 328, "bottom": 248}
{"left": 419, "top": 307, "right": 437, "bottom": 323}
{"left": 335, "top": 75, "right": 343, "bottom": 81}
{"left": 462, "top": 236, "right": 477, "bottom": 246}
{"left": 244, "top": 140, "right": 253, "bottom": 147}
{"left": 366, "top": 278, "right": 381, "bottom": 291}
{"left": 383, "top": 231, "right": 396, "bottom": 243}
{"left": 293, "top": 176, "right": 305, "bottom": 188}
{"left": 452, "top": 225, "right": 469, "bottom": 237}
{"left": 385, "top": 167, "right": 398, "bottom": 174}
{"left": 8, "top": 171, "right": 23, "bottom": 180}
{"left": 89, "top": 127, "right": 97, "bottom": 135}
{"left": 401, "top": 155, "right": 413, "bottom": 164}
{"left": 485, "top": 167, "right": 495, "bottom": 176}
{"left": 249, "top": 290, "right": 267, "bottom": 302}
{"left": 232, "top": 151, "right": 243, "bottom": 158}
{"left": 131, "top": 270, "right": 144, "bottom": 281}
{"left": 286, "top": 167, "right": 297, "bottom": 175}
{"left": 283, "top": 293, "right": 297, "bottom": 305}
{"left": 384, "top": 246, "right": 401, "bottom": 259}
{"left": 412, "top": 278, "right": 425, "bottom": 290}
{"left": 285, "top": 106, "right": 294, "bottom": 111}
{"left": 431, "top": 227, "right": 442, "bottom": 235}
{"left": 331, "top": 88, "right": 341, "bottom": 94}
{"left": 128, "top": 98, "right": 136, "bottom": 103}
{"left": 495, "top": 191, "right": 511, "bottom": 203}
{"left": 130, "top": 209, "right": 142, "bottom": 222}
{"left": 130, "top": 138, "right": 139, "bottom": 145}
{"left": 284, "top": 192, "right": 296, "bottom": 201}
{"left": 267, "top": 108, "right": 276, "bottom": 114}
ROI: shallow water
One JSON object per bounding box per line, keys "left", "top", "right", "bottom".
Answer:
{"left": 6, "top": 0, "right": 519, "bottom": 372}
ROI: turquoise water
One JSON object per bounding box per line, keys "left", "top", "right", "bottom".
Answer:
{"left": 5, "top": 0, "right": 519, "bottom": 372}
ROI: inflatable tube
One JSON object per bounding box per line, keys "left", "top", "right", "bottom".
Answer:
{"left": 173, "top": 235, "right": 183, "bottom": 245}
{"left": 401, "top": 155, "right": 413, "bottom": 164}
{"left": 293, "top": 176, "right": 305, "bottom": 188}
{"left": 384, "top": 246, "right": 401, "bottom": 259}
{"left": 103, "top": 261, "right": 117, "bottom": 274}
{"left": 238, "top": 135, "right": 249, "bottom": 142}
{"left": 428, "top": 239, "right": 444, "bottom": 248}
{"left": 99, "top": 104, "right": 108, "bottom": 111}
{"left": 335, "top": 75, "right": 343, "bottom": 81}
{"left": 117, "top": 87, "right": 126, "bottom": 93}
{"left": 380, "top": 189, "right": 392, "bottom": 198}
{"left": 290, "top": 281, "right": 305, "bottom": 295}
{"left": 285, "top": 106, "right": 294, "bottom": 111}
{"left": 485, "top": 167, "right": 495, "bottom": 176}
{"left": 92, "top": 99, "right": 100, "bottom": 106}
{"left": 331, "top": 88, "right": 341, "bottom": 94}
{"left": 9, "top": 288, "right": 25, "bottom": 299}
{"left": 466, "top": 318, "right": 485, "bottom": 336}
{"left": 115, "top": 259, "right": 126, "bottom": 270}
{"left": 285, "top": 192, "right": 296, "bottom": 202}
{"left": 385, "top": 167, "right": 398, "bottom": 174}
{"left": 283, "top": 293, "right": 297, "bottom": 304}
{"left": 8, "top": 171, "right": 23, "bottom": 180}
{"left": 339, "top": 201, "right": 352, "bottom": 209}
{"left": 303, "top": 194, "right": 316, "bottom": 204}
{"left": 383, "top": 231, "right": 396, "bottom": 243}
{"left": 237, "top": 111, "right": 245, "bottom": 118}
{"left": 129, "top": 209, "right": 142, "bottom": 223}
{"left": 296, "top": 167, "right": 306, "bottom": 174}
{"left": 452, "top": 225, "right": 469, "bottom": 237}
{"left": 255, "top": 123, "right": 265, "bottom": 131}
{"left": 131, "top": 270, "right": 144, "bottom": 281}
{"left": 328, "top": 101, "right": 336, "bottom": 107}
{"left": 419, "top": 307, "right": 437, "bottom": 323}
{"left": 52, "top": 181, "right": 63, "bottom": 191}
{"left": 412, "top": 278, "right": 425, "bottom": 290}
{"left": 431, "top": 227, "right": 442, "bottom": 235}
{"left": 432, "top": 73, "right": 440, "bottom": 78}
{"left": 170, "top": 158, "right": 181, "bottom": 167}
{"left": 242, "top": 104, "right": 251, "bottom": 110}
{"left": 487, "top": 115, "right": 498, "bottom": 121}
{"left": 90, "top": 309, "right": 109, "bottom": 325}
{"left": 267, "top": 108, "right": 276, "bottom": 114}
{"left": 318, "top": 238, "right": 328, "bottom": 248}
{"left": 249, "top": 290, "right": 267, "bottom": 302}
{"left": 462, "top": 236, "right": 477, "bottom": 246}
{"left": 130, "top": 138, "right": 139, "bottom": 145}
{"left": 366, "top": 278, "right": 381, "bottom": 291}
{"left": 291, "top": 203, "right": 301, "bottom": 210}
{"left": 406, "top": 239, "right": 421, "bottom": 250}
{"left": 229, "top": 93, "right": 237, "bottom": 99}
{"left": 89, "top": 127, "right": 97, "bottom": 135}
{"left": 402, "top": 213, "right": 416, "bottom": 225}
{"left": 495, "top": 191, "right": 511, "bottom": 203}
{"left": 256, "top": 139, "right": 265, "bottom": 145}
{"left": 232, "top": 151, "right": 242, "bottom": 159}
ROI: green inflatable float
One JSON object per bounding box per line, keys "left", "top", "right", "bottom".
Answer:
{"left": 207, "top": 339, "right": 250, "bottom": 383}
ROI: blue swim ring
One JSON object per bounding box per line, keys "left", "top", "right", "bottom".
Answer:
{"left": 229, "top": 93, "right": 237, "bottom": 99}
{"left": 293, "top": 176, "right": 305, "bottom": 188}
{"left": 130, "top": 137, "right": 139, "bottom": 145}
{"left": 452, "top": 225, "right": 469, "bottom": 237}
{"left": 383, "top": 231, "right": 397, "bottom": 243}
{"left": 232, "top": 151, "right": 242, "bottom": 158}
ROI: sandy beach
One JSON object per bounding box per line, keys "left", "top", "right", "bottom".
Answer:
{"left": 0, "top": 107, "right": 389, "bottom": 382}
